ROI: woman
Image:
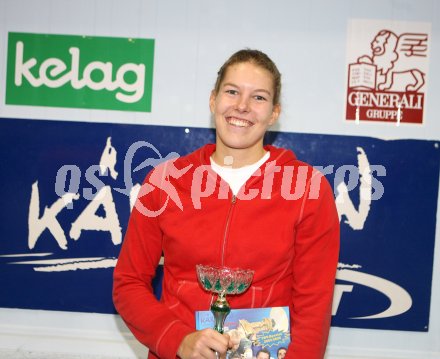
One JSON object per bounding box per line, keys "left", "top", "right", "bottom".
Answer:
{"left": 113, "top": 49, "right": 340, "bottom": 359}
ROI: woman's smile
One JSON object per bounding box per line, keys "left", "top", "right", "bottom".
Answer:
{"left": 225, "top": 116, "right": 254, "bottom": 128}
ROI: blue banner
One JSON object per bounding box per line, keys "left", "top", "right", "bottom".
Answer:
{"left": 0, "top": 117, "right": 438, "bottom": 331}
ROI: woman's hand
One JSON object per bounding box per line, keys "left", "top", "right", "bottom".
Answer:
{"left": 177, "top": 329, "right": 230, "bottom": 359}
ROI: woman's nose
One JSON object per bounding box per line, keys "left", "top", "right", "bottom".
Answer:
{"left": 236, "top": 95, "right": 250, "bottom": 112}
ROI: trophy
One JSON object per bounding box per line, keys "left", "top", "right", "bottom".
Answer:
{"left": 196, "top": 264, "right": 254, "bottom": 334}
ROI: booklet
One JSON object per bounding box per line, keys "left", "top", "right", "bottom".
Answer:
{"left": 195, "top": 306, "right": 290, "bottom": 359}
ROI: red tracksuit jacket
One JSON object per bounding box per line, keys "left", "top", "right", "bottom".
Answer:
{"left": 113, "top": 144, "right": 340, "bottom": 359}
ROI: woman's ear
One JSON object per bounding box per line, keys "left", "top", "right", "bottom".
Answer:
{"left": 209, "top": 90, "right": 217, "bottom": 113}
{"left": 269, "top": 103, "right": 281, "bottom": 126}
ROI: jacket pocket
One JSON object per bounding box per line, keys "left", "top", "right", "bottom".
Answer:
{"left": 249, "top": 286, "right": 263, "bottom": 308}
{"left": 164, "top": 279, "right": 211, "bottom": 311}
{"left": 229, "top": 285, "right": 264, "bottom": 309}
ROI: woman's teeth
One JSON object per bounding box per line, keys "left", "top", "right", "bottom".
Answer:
{"left": 227, "top": 117, "right": 252, "bottom": 127}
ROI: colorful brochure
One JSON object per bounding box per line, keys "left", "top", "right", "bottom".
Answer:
{"left": 196, "top": 306, "right": 290, "bottom": 359}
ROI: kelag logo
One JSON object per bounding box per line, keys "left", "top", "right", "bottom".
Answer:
{"left": 6, "top": 32, "right": 155, "bottom": 112}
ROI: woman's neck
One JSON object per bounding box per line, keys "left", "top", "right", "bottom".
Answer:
{"left": 211, "top": 146, "right": 267, "bottom": 168}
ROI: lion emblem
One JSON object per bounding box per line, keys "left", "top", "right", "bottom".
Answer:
{"left": 357, "top": 30, "right": 428, "bottom": 92}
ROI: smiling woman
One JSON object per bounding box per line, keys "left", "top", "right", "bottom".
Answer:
{"left": 113, "top": 49, "right": 340, "bottom": 359}
{"left": 210, "top": 60, "right": 280, "bottom": 168}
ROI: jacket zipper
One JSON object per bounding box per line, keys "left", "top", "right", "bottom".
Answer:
{"left": 221, "top": 194, "right": 236, "bottom": 266}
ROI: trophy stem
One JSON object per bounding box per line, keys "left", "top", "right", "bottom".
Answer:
{"left": 210, "top": 291, "right": 231, "bottom": 334}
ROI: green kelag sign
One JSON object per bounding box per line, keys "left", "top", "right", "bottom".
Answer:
{"left": 6, "top": 32, "right": 155, "bottom": 112}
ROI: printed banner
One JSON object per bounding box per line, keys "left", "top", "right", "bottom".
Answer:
{"left": 345, "top": 19, "right": 431, "bottom": 124}
{"left": 6, "top": 32, "right": 155, "bottom": 112}
{"left": 0, "top": 118, "right": 438, "bottom": 331}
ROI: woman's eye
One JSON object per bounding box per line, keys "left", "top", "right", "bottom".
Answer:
{"left": 226, "top": 89, "right": 238, "bottom": 95}
{"left": 254, "top": 95, "right": 267, "bottom": 101}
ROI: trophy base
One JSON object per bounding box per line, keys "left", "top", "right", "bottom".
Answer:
{"left": 211, "top": 295, "right": 231, "bottom": 334}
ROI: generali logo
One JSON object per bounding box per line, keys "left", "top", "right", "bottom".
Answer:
{"left": 6, "top": 32, "right": 155, "bottom": 112}
{"left": 345, "top": 20, "right": 431, "bottom": 125}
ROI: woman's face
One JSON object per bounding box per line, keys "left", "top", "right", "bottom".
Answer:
{"left": 210, "top": 61, "right": 280, "bottom": 158}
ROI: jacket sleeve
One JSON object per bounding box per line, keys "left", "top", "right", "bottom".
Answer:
{"left": 287, "top": 170, "right": 340, "bottom": 359}
{"left": 113, "top": 169, "right": 193, "bottom": 359}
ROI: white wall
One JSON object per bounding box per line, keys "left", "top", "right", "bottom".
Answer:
{"left": 0, "top": 0, "right": 439, "bottom": 358}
